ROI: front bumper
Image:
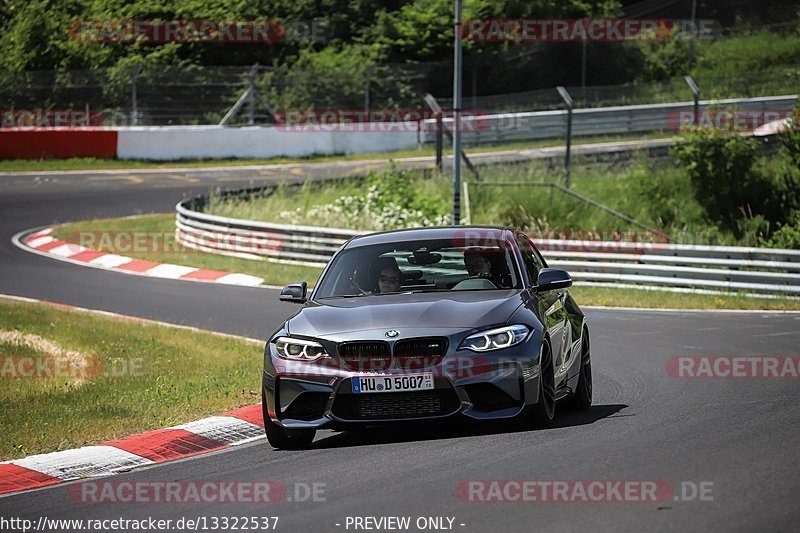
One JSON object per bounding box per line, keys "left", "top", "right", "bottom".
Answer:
{"left": 263, "top": 334, "right": 543, "bottom": 430}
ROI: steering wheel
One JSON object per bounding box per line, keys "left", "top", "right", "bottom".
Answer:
{"left": 349, "top": 276, "right": 369, "bottom": 295}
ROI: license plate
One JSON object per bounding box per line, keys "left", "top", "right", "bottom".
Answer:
{"left": 352, "top": 373, "right": 434, "bottom": 394}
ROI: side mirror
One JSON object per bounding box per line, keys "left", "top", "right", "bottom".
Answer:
{"left": 536, "top": 268, "right": 572, "bottom": 292}
{"left": 280, "top": 282, "right": 307, "bottom": 303}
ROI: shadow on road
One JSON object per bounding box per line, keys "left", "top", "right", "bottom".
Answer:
{"left": 311, "top": 403, "right": 629, "bottom": 450}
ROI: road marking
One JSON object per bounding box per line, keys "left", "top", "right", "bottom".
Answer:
{"left": 87, "top": 175, "right": 144, "bottom": 184}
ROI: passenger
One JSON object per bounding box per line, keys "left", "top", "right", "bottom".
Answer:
{"left": 374, "top": 258, "right": 402, "bottom": 293}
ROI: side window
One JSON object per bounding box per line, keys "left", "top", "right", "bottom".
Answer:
{"left": 515, "top": 233, "right": 543, "bottom": 285}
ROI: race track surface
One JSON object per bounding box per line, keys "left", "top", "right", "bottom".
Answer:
{"left": 1, "top": 165, "right": 798, "bottom": 532}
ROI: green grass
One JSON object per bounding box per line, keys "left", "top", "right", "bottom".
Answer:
{"left": 691, "top": 31, "right": 800, "bottom": 97}
{"left": 571, "top": 286, "right": 800, "bottom": 311}
{"left": 205, "top": 158, "right": 754, "bottom": 246}
{"left": 0, "top": 133, "right": 673, "bottom": 172}
{"left": 0, "top": 298, "right": 264, "bottom": 460}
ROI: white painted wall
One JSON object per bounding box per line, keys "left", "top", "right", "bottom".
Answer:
{"left": 116, "top": 125, "right": 418, "bottom": 160}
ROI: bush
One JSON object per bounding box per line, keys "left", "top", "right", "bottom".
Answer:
{"left": 278, "top": 166, "right": 450, "bottom": 231}
{"left": 764, "top": 212, "right": 800, "bottom": 249}
{"left": 778, "top": 108, "right": 800, "bottom": 171}
{"left": 671, "top": 128, "right": 787, "bottom": 234}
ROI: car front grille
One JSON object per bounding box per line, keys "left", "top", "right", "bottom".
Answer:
{"left": 339, "top": 341, "right": 391, "bottom": 371}
{"left": 394, "top": 337, "right": 447, "bottom": 370}
{"left": 331, "top": 390, "right": 461, "bottom": 420}
{"left": 338, "top": 338, "right": 448, "bottom": 371}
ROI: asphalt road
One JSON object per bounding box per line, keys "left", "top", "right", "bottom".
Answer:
{"left": 0, "top": 161, "right": 799, "bottom": 532}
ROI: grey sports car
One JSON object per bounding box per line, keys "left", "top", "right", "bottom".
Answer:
{"left": 262, "top": 226, "right": 592, "bottom": 449}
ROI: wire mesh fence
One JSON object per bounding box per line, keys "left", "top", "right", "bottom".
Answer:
{"left": 0, "top": 57, "right": 798, "bottom": 127}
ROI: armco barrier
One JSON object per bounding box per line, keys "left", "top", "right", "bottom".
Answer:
{"left": 422, "top": 95, "right": 798, "bottom": 145}
{"left": 176, "top": 198, "right": 800, "bottom": 295}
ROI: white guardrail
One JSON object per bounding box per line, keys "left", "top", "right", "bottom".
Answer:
{"left": 420, "top": 95, "right": 798, "bottom": 145}
{"left": 176, "top": 199, "right": 800, "bottom": 296}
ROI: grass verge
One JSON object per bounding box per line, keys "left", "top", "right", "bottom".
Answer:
{"left": 571, "top": 286, "right": 800, "bottom": 311}
{"left": 0, "top": 297, "right": 265, "bottom": 461}
{"left": 0, "top": 133, "right": 671, "bottom": 173}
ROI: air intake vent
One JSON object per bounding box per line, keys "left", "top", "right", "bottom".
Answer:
{"left": 332, "top": 390, "right": 460, "bottom": 420}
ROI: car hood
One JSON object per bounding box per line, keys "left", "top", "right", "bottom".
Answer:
{"left": 287, "top": 290, "right": 525, "bottom": 336}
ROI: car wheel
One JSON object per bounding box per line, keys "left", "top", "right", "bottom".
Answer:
{"left": 529, "top": 339, "right": 556, "bottom": 426}
{"left": 262, "top": 392, "right": 316, "bottom": 450}
{"left": 571, "top": 329, "right": 592, "bottom": 410}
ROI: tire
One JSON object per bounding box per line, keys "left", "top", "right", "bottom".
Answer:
{"left": 262, "top": 391, "right": 316, "bottom": 450}
{"left": 513, "top": 339, "right": 555, "bottom": 429}
{"left": 570, "top": 329, "right": 592, "bottom": 410}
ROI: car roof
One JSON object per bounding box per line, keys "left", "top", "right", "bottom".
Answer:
{"left": 344, "top": 225, "right": 515, "bottom": 248}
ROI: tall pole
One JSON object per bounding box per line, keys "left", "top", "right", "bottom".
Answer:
{"left": 130, "top": 64, "right": 142, "bottom": 126}
{"left": 556, "top": 86, "right": 574, "bottom": 188}
{"left": 581, "top": 36, "right": 587, "bottom": 88}
{"left": 364, "top": 65, "right": 374, "bottom": 114}
{"left": 452, "top": 0, "right": 463, "bottom": 225}
{"left": 688, "top": 0, "right": 698, "bottom": 66}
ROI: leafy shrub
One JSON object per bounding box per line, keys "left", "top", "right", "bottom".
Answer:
{"left": 778, "top": 107, "right": 800, "bottom": 171}
{"left": 278, "top": 166, "right": 450, "bottom": 231}
{"left": 764, "top": 212, "right": 800, "bottom": 249}
{"left": 671, "top": 129, "right": 775, "bottom": 233}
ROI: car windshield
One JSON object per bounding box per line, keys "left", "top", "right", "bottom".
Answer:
{"left": 314, "top": 238, "right": 521, "bottom": 299}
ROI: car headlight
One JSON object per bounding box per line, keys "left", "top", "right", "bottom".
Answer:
{"left": 459, "top": 325, "right": 530, "bottom": 352}
{"left": 274, "top": 337, "right": 328, "bottom": 361}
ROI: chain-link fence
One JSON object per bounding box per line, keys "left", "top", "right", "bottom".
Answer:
{"left": 2, "top": 65, "right": 797, "bottom": 128}
{"left": 1, "top": 19, "right": 798, "bottom": 129}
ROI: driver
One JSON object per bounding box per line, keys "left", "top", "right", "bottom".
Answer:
{"left": 374, "top": 257, "right": 402, "bottom": 293}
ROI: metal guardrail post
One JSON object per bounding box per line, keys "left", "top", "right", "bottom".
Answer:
{"left": 556, "top": 86, "right": 574, "bottom": 188}
{"left": 424, "top": 93, "right": 480, "bottom": 181}
{"left": 685, "top": 75, "right": 700, "bottom": 126}
{"left": 435, "top": 112, "right": 443, "bottom": 170}
{"left": 130, "top": 64, "right": 142, "bottom": 126}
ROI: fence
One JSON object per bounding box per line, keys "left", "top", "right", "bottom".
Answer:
{"left": 2, "top": 62, "right": 798, "bottom": 127}
{"left": 175, "top": 196, "right": 800, "bottom": 296}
